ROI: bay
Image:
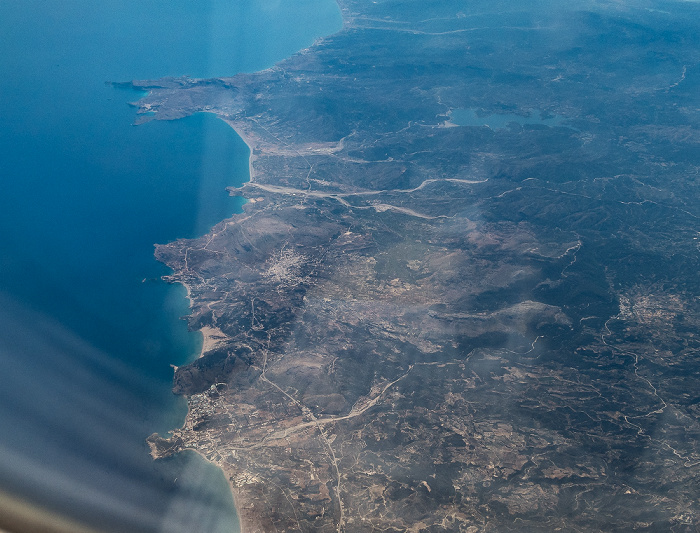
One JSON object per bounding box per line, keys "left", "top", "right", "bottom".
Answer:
{"left": 0, "top": 1, "right": 342, "bottom": 531}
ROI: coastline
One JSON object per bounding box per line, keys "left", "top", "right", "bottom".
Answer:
{"left": 178, "top": 115, "right": 257, "bottom": 363}
{"left": 123, "top": 0, "right": 700, "bottom": 528}
{"left": 220, "top": 117, "right": 257, "bottom": 183}
{"left": 199, "top": 325, "right": 230, "bottom": 356}
{"left": 157, "top": 116, "right": 262, "bottom": 532}
{"left": 171, "top": 448, "right": 261, "bottom": 533}
{"left": 147, "top": 4, "right": 346, "bottom": 530}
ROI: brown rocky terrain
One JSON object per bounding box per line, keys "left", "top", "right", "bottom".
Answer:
{"left": 139, "top": 0, "right": 700, "bottom": 530}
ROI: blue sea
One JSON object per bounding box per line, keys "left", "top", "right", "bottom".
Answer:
{"left": 0, "top": 1, "right": 342, "bottom": 531}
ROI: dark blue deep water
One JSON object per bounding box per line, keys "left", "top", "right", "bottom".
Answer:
{"left": 0, "top": 1, "right": 342, "bottom": 531}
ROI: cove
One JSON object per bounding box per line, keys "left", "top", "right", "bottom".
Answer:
{"left": 0, "top": 1, "right": 342, "bottom": 531}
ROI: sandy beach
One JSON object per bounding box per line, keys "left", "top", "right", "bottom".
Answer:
{"left": 198, "top": 325, "right": 230, "bottom": 357}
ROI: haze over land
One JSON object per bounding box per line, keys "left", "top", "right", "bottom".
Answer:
{"left": 133, "top": 0, "right": 700, "bottom": 531}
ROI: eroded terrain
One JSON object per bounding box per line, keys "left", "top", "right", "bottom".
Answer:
{"left": 143, "top": 0, "right": 700, "bottom": 530}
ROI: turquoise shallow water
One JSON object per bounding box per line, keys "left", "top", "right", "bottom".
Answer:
{"left": 0, "top": 1, "right": 342, "bottom": 531}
